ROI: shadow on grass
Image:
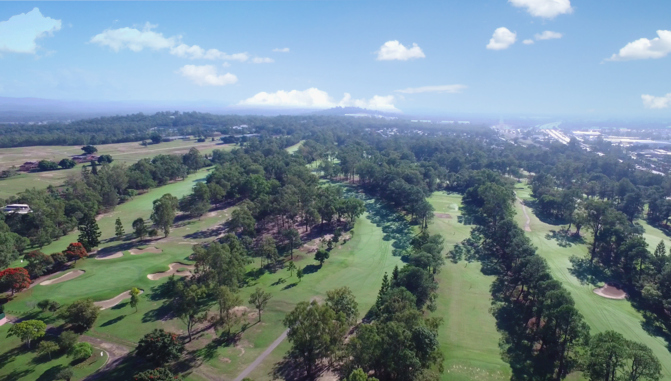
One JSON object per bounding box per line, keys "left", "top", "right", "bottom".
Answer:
{"left": 100, "top": 315, "right": 126, "bottom": 327}
{"left": 568, "top": 256, "right": 608, "bottom": 286}
{"left": 3, "top": 369, "right": 34, "bottom": 381}
{"left": 302, "top": 264, "right": 320, "bottom": 275}
{"left": 282, "top": 282, "right": 298, "bottom": 290}
{"left": 272, "top": 354, "right": 329, "bottom": 381}
{"left": 142, "top": 303, "right": 173, "bottom": 323}
{"left": 545, "top": 229, "right": 585, "bottom": 248}
{"left": 36, "top": 364, "right": 65, "bottom": 381}
{"left": 93, "top": 241, "right": 140, "bottom": 259}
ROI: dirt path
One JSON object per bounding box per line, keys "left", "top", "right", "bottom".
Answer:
{"left": 516, "top": 196, "right": 532, "bottom": 232}
{"left": 232, "top": 329, "right": 289, "bottom": 381}
{"left": 80, "top": 335, "right": 131, "bottom": 380}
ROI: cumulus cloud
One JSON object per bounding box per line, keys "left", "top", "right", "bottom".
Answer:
{"left": 487, "top": 27, "right": 517, "bottom": 50}
{"left": 376, "top": 40, "right": 425, "bottom": 61}
{"left": 523, "top": 39, "right": 535, "bottom": 45}
{"left": 90, "top": 22, "right": 176, "bottom": 52}
{"left": 91, "top": 24, "right": 249, "bottom": 61}
{"left": 642, "top": 93, "right": 671, "bottom": 109}
{"left": 607, "top": 30, "right": 671, "bottom": 61}
{"left": 272, "top": 47, "right": 290, "bottom": 53}
{"left": 535, "top": 31, "right": 563, "bottom": 40}
{"left": 178, "top": 65, "right": 237, "bottom": 86}
{"left": 0, "top": 8, "right": 61, "bottom": 54}
{"left": 394, "top": 84, "right": 467, "bottom": 94}
{"left": 238, "top": 88, "right": 400, "bottom": 112}
{"left": 251, "top": 57, "right": 274, "bottom": 64}
{"left": 509, "top": 0, "right": 573, "bottom": 18}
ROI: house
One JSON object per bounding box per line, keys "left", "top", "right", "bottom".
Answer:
{"left": 19, "top": 162, "right": 39, "bottom": 172}
{"left": 2, "top": 204, "right": 32, "bottom": 214}
{"left": 71, "top": 154, "right": 99, "bottom": 163}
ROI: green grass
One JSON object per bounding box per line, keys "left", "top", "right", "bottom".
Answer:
{"left": 284, "top": 140, "right": 304, "bottom": 154}
{"left": 0, "top": 323, "right": 107, "bottom": 381}
{"left": 513, "top": 183, "right": 671, "bottom": 380}
{"left": 0, "top": 139, "right": 232, "bottom": 199}
{"left": 427, "top": 192, "right": 511, "bottom": 381}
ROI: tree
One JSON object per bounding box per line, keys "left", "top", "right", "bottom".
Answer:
{"left": 135, "top": 329, "right": 184, "bottom": 365}
{"left": 77, "top": 216, "right": 101, "bottom": 252}
{"left": 81, "top": 145, "right": 97, "bottom": 154}
{"left": 64, "top": 242, "right": 88, "bottom": 265}
{"left": 258, "top": 236, "right": 279, "bottom": 266}
{"left": 627, "top": 341, "right": 662, "bottom": 381}
{"left": 172, "top": 283, "right": 207, "bottom": 342}
{"left": 0, "top": 267, "right": 31, "bottom": 295}
{"left": 38, "top": 299, "right": 60, "bottom": 314}
{"left": 151, "top": 194, "right": 179, "bottom": 237}
{"left": 229, "top": 207, "right": 256, "bottom": 236}
{"left": 97, "top": 154, "right": 113, "bottom": 164}
{"left": 7, "top": 319, "right": 46, "bottom": 348}
{"left": 24, "top": 250, "right": 54, "bottom": 278}
{"left": 59, "top": 299, "right": 100, "bottom": 331}
{"left": 38, "top": 160, "right": 59, "bottom": 171}
{"left": 249, "top": 287, "right": 272, "bottom": 322}
{"left": 346, "top": 368, "right": 379, "bottom": 381}
{"left": 37, "top": 340, "right": 59, "bottom": 360}
{"left": 58, "top": 331, "right": 79, "bottom": 352}
{"left": 282, "top": 228, "right": 302, "bottom": 259}
{"left": 297, "top": 267, "right": 304, "bottom": 283}
{"left": 315, "top": 249, "right": 330, "bottom": 266}
{"left": 59, "top": 158, "right": 76, "bottom": 169}
{"left": 115, "top": 218, "right": 125, "bottom": 240}
{"left": 287, "top": 261, "right": 297, "bottom": 277}
{"left": 214, "top": 286, "right": 242, "bottom": 334}
{"left": 55, "top": 367, "right": 74, "bottom": 381}
{"left": 90, "top": 160, "right": 98, "bottom": 175}
{"left": 134, "top": 368, "right": 182, "bottom": 381}
{"left": 68, "top": 342, "right": 92, "bottom": 361}
{"left": 326, "top": 287, "right": 359, "bottom": 325}
{"left": 0, "top": 230, "right": 29, "bottom": 269}
{"left": 150, "top": 132, "right": 162, "bottom": 144}
{"left": 133, "top": 217, "right": 148, "bottom": 240}
{"left": 130, "top": 287, "right": 141, "bottom": 312}
{"left": 284, "top": 300, "right": 347, "bottom": 376}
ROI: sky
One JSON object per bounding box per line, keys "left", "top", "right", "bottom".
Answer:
{"left": 0, "top": 0, "right": 670, "bottom": 118}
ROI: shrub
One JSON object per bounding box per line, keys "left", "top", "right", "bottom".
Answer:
{"left": 68, "top": 342, "right": 92, "bottom": 361}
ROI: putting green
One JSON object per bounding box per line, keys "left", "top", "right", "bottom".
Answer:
{"left": 427, "top": 192, "right": 511, "bottom": 381}
{"left": 514, "top": 183, "right": 671, "bottom": 380}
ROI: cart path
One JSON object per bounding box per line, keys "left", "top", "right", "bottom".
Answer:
{"left": 516, "top": 196, "right": 532, "bottom": 232}
{"left": 80, "top": 335, "right": 131, "bottom": 380}
{"left": 233, "top": 329, "right": 289, "bottom": 381}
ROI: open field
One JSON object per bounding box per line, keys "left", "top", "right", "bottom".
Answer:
{"left": 284, "top": 140, "right": 304, "bottom": 154}
{"left": 514, "top": 183, "right": 671, "bottom": 381}
{"left": 427, "top": 192, "right": 511, "bottom": 381}
{"left": 0, "top": 139, "right": 232, "bottom": 199}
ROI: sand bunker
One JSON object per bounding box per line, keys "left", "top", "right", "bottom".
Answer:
{"left": 594, "top": 284, "right": 627, "bottom": 300}
{"left": 435, "top": 213, "right": 452, "bottom": 219}
{"left": 130, "top": 246, "right": 162, "bottom": 255}
{"left": 96, "top": 251, "right": 123, "bottom": 260}
{"left": 94, "top": 289, "right": 144, "bottom": 310}
{"left": 147, "top": 263, "right": 195, "bottom": 280}
{"left": 40, "top": 270, "right": 85, "bottom": 286}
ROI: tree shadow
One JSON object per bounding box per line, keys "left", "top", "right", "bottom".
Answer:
{"left": 3, "top": 369, "right": 34, "bottom": 381}
{"left": 301, "top": 264, "right": 320, "bottom": 275}
{"left": 142, "top": 303, "right": 173, "bottom": 323}
{"left": 36, "top": 364, "right": 65, "bottom": 381}
{"left": 544, "top": 229, "right": 585, "bottom": 248}
{"left": 568, "top": 255, "right": 608, "bottom": 286}
{"left": 100, "top": 315, "right": 126, "bottom": 327}
{"left": 282, "top": 282, "right": 298, "bottom": 290}
{"left": 271, "top": 354, "right": 329, "bottom": 381}
{"left": 111, "top": 302, "right": 129, "bottom": 311}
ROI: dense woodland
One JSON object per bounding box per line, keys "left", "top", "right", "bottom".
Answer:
{"left": 1, "top": 113, "right": 671, "bottom": 380}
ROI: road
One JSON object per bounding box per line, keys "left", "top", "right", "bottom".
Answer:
{"left": 233, "top": 329, "right": 289, "bottom": 381}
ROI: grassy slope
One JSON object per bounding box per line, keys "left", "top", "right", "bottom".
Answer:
{"left": 0, "top": 140, "right": 230, "bottom": 199}
{"left": 514, "top": 183, "right": 671, "bottom": 380}
{"left": 284, "top": 140, "right": 304, "bottom": 155}
{"left": 427, "top": 192, "right": 511, "bottom": 381}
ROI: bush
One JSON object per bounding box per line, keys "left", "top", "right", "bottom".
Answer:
{"left": 58, "top": 331, "right": 79, "bottom": 352}
{"left": 55, "top": 367, "right": 74, "bottom": 381}
{"left": 68, "top": 342, "right": 92, "bottom": 361}
{"left": 133, "top": 367, "right": 182, "bottom": 381}
{"left": 135, "top": 329, "right": 184, "bottom": 365}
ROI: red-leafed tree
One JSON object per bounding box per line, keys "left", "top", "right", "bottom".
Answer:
{"left": 64, "top": 242, "right": 88, "bottom": 265}
{"left": 0, "top": 267, "right": 31, "bottom": 295}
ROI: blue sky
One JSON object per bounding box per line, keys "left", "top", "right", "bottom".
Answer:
{"left": 0, "top": 1, "right": 670, "bottom": 117}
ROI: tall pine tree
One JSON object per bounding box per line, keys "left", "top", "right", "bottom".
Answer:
{"left": 78, "top": 216, "right": 101, "bottom": 251}
{"left": 115, "top": 218, "right": 125, "bottom": 240}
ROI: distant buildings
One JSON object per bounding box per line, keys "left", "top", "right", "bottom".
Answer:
{"left": 19, "top": 162, "right": 39, "bottom": 172}
{"left": 2, "top": 204, "right": 32, "bottom": 214}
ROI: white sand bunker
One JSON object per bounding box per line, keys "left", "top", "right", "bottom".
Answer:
{"left": 594, "top": 284, "right": 627, "bottom": 300}
{"left": 96, "top": 251, "right": 124, "bottom": 260}
{"left": 94, "top": 289, "right": 144, "bottom": 310}
{"left": 147, "top": 263, "right": 195, "bottom": 280}
{"left": 130, "top": 246, "right": 162, "bottom": 255}
{"left": 40, "top": 270, "right": 85, "bottom": 286}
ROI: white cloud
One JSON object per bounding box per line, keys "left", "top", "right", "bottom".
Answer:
{"left": 90, "top": 22, "right": 176, "bottom": 52}
{"left": 535, "top": 31, "right": 562, "bottom": 40}
{"left": 238, "top": 88, "right": 400, "bottom": 112}
{"left": 251, "top": 57, "right": 274, "bottom": 64}
{"left": 272, "top": 47, "right": 290, "bottom": 53}
{"left": 394, "top": 84, "right": 467, "bottom": 94}
{"left": 642, "top": 93, "right": 671, "bottom": 109}
{"left": 607, "top": 30, "right": 671, "bottom": 61}
{"left": 169, "top": 44, "right": 248, "bottom": 61}
{"left": 487, "top": 27, "right": 517, "bottom": 50}
{"left": 178, "top": 65, "right": 237, "bottom": 86}
{"left": 376, "top": 40, "right": 425, "bottom": 61}
{"left": 509, "top": 0, "right": 573, "bottom": 18}
{"left": 0, "top": 8, "right": 61, "bottom": 54}
{"left": 523, "top": 39, "right": 535, "bottom": 45}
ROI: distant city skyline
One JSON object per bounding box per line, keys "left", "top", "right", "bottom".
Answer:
{"left": 0, "top": 1, "right": 670, "bottom": 117}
